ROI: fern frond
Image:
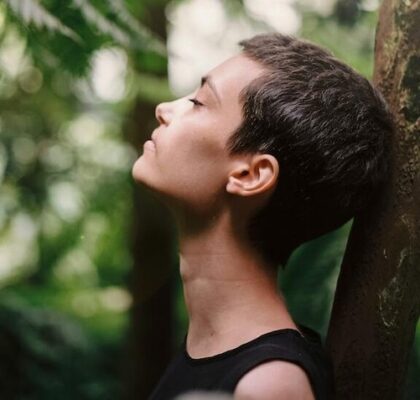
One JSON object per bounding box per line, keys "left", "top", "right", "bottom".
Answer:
{"left": 5, "top": 0, "right": 80, "bottom": 42}
{"left": 73, "top": 0, "right": 166, "bottom": 56}
{"left": 73, "top": 0, "right": 132, "bottom": 46}
{"left": 106, "top": 0, "right": 166, "bottom": 56}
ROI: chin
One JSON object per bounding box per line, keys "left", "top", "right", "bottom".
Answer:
{"left": 132, "top": 157, "right": 150, "bottom": 184}
{"left": 131, "top": 159, "right": 164, "bottom": 196}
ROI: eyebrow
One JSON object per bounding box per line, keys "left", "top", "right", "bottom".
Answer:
{"left": 201, "top": 75, "right": 221, "bottom": 105}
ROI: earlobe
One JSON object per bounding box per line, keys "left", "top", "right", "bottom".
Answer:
{"left": 226, "top": 154, "right": 279, "bottom": 197}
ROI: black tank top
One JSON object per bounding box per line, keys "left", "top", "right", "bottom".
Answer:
{"left": 148, "top": 324, "right": 335, "bottom": 399}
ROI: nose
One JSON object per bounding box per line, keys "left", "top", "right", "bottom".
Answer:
{"left": 155, "top": 102, "right": 170, "bottom": 126}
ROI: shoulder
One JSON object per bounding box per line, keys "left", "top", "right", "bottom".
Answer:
{"left": 233, "top": 360, "right": 315, "bottom": 400}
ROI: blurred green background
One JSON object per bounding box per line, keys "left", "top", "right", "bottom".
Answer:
{"left": 0, "top": 0, "right": 418, "bottom": 399}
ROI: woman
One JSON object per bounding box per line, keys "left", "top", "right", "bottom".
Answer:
{"left": 132, "top": 33, "right": 393, "bottom": 399}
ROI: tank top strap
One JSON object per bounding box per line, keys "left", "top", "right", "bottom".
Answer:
{"left": 217, "top": 330, "right": 333, "bottom": 399}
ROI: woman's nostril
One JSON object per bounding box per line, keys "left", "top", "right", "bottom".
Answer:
{"left": 155, "top": 103, "right": 168, "bottom": 125}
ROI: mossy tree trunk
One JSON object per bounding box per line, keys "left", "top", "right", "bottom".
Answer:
{"left": 326, "top": 0, "right": 420, "bottom": 399}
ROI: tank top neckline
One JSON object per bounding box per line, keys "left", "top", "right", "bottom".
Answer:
{"left": 183, "top": 327, "right": 308, "bottom": 365}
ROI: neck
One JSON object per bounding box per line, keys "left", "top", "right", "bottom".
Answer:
{"left": 176, "top": 210, "right": 298, "bottom": 357}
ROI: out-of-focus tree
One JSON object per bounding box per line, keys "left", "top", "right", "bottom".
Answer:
{"left": 333, "top": 0, "right": 362, "bottom": 26}
{"left": 0, "top": 1, "right": 169, "bottom": 398}
{"left": 122, "top": 0, "right": 177, "bottom": 398}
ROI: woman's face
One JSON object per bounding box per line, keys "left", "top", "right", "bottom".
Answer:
{"left": 132, "top": 54, "right": 265, "bottom": 213}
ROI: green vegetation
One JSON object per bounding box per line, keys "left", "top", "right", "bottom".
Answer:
{"left": 0, "top": 0, "right": 418, "bottom": 398}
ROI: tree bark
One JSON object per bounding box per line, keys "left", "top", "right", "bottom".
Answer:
{"left": 326, "top": 0, "right": 420, "bottom": 399}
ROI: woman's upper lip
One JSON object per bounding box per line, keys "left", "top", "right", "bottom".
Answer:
{"left": 151, "top": 131, "right": 158, "bottom": 143}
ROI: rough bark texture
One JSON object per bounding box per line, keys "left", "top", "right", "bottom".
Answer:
{"left": 123, "top": 2, "right": 176, "bottom": 399}
{"left": 326, "top": 0, "right": 420, "bottom": 399}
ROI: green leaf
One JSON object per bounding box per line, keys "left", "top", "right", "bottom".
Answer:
{"left": 72, "top": 0, "right": 166, "bottom": 56}
{"left": 5, "top": 0, "right": 81, "bottom": 42}
{"left": 106, "top": 0, "right": 167, "bottom": 56}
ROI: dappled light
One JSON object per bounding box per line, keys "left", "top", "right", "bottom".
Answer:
{"left": 0, "top": 0, "right": 418, "bottom": 399}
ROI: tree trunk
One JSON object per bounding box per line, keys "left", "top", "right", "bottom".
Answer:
{"left": 326, "top": 0, "right": 420, "bottom": 399}
{"left": 123, "top": 2, "right": 176, "bottom": 399}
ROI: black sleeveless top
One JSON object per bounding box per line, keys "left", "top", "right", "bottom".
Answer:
{"left": 148, "top": 324, "right": 335, "bottom": 399}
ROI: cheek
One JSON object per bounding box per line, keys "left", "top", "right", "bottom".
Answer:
{"left": 159, "top": 128, "right": 228, "bottom": 201}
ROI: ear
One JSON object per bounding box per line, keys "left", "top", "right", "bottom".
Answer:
{"left": 226, "top": 154, "right": 279, "bottom": 197}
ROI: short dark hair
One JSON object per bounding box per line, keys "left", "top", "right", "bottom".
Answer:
{"left": 226, "top": 33, "right": 394, "bottom": 269}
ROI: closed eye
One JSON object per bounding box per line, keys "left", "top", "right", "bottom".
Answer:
{"left": 188, "top": 98, "right": 204, "bottom": 107}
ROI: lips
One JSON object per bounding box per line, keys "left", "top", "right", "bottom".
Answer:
{"left": 151, "top": 131, "right": 158, "bottom": 144}
{"left": 143, "top": 140, "right": 155, "bottom": 151}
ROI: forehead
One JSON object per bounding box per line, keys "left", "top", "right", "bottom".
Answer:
{"left": 207, "top": 54, "right": 265, "bottom": 102}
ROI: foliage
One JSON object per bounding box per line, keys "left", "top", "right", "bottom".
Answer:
{"left": 0, "top": 0, "right": 418, "bottom": 398}
{"left": 0, "top": 1, "right": 160, "bottom": 396}
{"left": 0, "top": 296, "right": 121, "bottom": 399}
{"left": 3, "top": 0, "right": 166, "bottom": 76}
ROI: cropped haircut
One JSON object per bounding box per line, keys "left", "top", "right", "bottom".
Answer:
{"left": 226, "top": 33, "right": 394, "bottom": 269}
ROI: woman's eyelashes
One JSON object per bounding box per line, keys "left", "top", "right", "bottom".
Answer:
{"left": 188, "top": 98, "right": 204, "bottom": 107}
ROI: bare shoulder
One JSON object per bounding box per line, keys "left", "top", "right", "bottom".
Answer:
{"left": 233, "top": 360, "right": 315, "bottom": 400}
